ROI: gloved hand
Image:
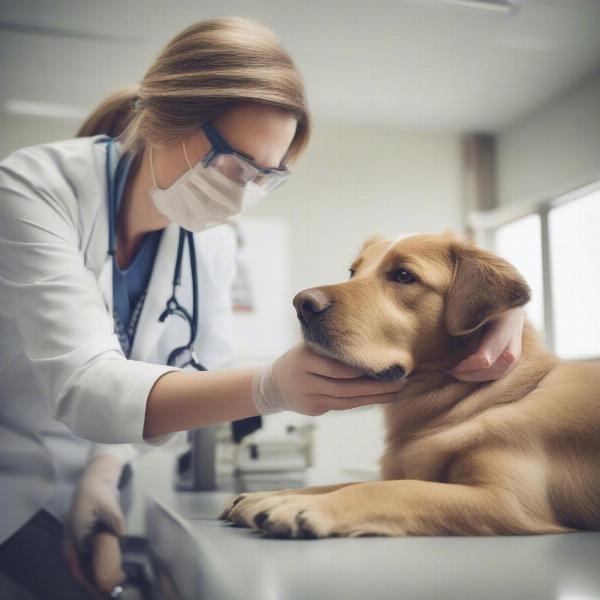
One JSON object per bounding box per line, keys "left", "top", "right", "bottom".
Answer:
{"left": 65, "top": 454, "right": 126, "bottom": 594}
{"left": 253, "top": 343, "right": 407, "bottom": 416}
{"left": 451, "top": 307, "right": 525, "bottom": 382}
{"left": 69, "top": 454, "right": 127, "bottom": 547}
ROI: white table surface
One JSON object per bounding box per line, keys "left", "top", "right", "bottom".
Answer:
{"left": 145, "top": 487, "right": 600, "bottom": 600}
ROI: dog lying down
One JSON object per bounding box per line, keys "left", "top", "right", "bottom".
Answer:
{"left": 219, "top": 232, "right": 600, "bottom": 538}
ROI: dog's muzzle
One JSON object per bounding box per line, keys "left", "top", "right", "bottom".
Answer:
{"left": 293, "top": 289, "right": 406, "bottom": 381}
{"left": 293, "top": 288, "right": 337, "bottom": 352}
{"left": 371, "top": 364, "right": 406, "bottom": 381}
{"left": 293, "top": 289, "right": 333, "bottom": 326}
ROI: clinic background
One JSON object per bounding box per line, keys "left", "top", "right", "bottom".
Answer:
{"left": 1, "top": 0, "right": 600, "bottom": 534}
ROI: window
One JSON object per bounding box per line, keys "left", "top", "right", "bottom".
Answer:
{"left": 548, "top": 191, "right": 600, "bottom": 359}
{"left": 473, "top": 183, "right": 600, "bottom": 360}
{"left": 495, "top": 214, "right": 544, "bottom": 334}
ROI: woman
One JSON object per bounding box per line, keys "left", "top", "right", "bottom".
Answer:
{"left": 0, "top": 17, "right": 524, "bottom": 599}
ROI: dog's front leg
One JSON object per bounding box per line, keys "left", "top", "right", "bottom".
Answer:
{"left": 220, "top": 482, "right": 363, "bottom": 524}
{"left": 236, "top": 479, "right": 569, "bottom": 538}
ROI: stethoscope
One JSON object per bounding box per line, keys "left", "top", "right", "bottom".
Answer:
{"left": 105, "top": 137, "right": 207, "bottom": 370}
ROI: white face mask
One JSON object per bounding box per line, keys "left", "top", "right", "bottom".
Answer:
{"left": 149, "top": 141, "right": 267, "bottom": 232}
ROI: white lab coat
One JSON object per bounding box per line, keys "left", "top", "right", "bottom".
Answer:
{"left": 0, "top": 135, "right": 237, "bottom": 543}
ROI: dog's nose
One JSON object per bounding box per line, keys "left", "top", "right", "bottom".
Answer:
{"left": 293, "top": 289, "right": 333, "bottom": 324}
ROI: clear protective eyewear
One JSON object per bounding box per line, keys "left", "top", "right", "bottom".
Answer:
{"left": 200, "top": 122, "right": 291, "bottom": 193}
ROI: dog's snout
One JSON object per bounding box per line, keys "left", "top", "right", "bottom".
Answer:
{"left": 293, "top": 290, "right": 333, "bottom": 324}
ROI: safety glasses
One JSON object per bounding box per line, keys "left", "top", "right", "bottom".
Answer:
{"left": 200, "top": 122, "right": 291, "bottom": 193}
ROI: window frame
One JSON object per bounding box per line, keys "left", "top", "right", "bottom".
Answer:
{"left": 467, "top": 179, "right": 600, "bottom": 360}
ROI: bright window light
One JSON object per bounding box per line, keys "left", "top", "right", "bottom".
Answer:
{"left": 494, "top": 214, "right": 544, "bottom": 335}
{"left": 549, "top": 190, "right": 600, "bottom": 359}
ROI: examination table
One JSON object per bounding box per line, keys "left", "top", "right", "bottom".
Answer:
{"left": 145, "top": 485, "right": 600, "bottom": 600}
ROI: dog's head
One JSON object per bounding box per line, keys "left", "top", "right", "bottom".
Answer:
{"left": 293, "top": 232, "right": 531, "bottom": 380}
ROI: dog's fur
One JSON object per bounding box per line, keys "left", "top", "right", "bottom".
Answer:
{"left": 220, "top": 232, "right": 600, "bottom": 538}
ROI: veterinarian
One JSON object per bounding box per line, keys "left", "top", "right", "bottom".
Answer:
{"left": 0, "top": 17, "right": 525, "bottom": 599}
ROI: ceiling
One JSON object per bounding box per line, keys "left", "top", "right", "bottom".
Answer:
{"left": 1, "top": 0, "right": 600, "bottom": 132}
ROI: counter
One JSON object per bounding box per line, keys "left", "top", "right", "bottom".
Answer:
{"left": 145, "top": 487, "right": 600, "bottom": 600}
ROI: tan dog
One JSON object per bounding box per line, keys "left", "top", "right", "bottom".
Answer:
{"left": 219, "top": 232, "right": 600, "bottom": 538}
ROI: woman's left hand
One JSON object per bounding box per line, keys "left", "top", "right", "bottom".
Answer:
{"left": 451, "top": 307, "right": 525, "bottom": 382}
{"left": 64, "top": 454, "right": 127, "bottom": 594}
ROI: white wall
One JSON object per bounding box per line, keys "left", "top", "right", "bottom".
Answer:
{"left": 496, "top": 71, "right": 600, "bottom": 207}
{"left": 248, "top": 121, "right": 463, "bottom": 302}
{"left": 0, "top": 114, "right": 79, "bottom": 158}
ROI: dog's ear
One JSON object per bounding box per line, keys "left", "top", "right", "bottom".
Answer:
{"left": 440, "top": 229, "right": 476, "bottom": 246}
{"left": 360, "top": 235, "right": 385, "bottom": 253}
{"left": 440, "top": 229, "right": 463, "bottom": 243}
{"left": 445, "top": 245, "right": 531, "bottom": 336}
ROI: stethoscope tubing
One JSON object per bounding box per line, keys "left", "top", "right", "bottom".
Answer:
{"left": 105, "top": 138, "right": 205, "bottom": 370}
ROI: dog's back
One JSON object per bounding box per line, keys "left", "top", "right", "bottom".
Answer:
{"left": 537, "top": 359, "right": 600, "bottom": 529}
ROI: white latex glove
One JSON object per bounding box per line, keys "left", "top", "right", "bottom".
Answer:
{"left": 69, "top": 454, "right": 127, "bottom": 550}
{"left": 65, "top": 454, "right": 127, "bottom": 595}
{"left": 451, "top": 307, "right": 525, "bottom": 382}
{"left": 253, "top": 343, "right": 407, "bottom": 416}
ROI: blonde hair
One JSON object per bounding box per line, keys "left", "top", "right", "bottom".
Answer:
{"left": 77, "top": 17, "right": 310, "bottom": 162}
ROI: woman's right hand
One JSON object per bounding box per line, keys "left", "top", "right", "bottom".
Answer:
{"left": 252, "top": 343, "right": 407, "bottom": 416}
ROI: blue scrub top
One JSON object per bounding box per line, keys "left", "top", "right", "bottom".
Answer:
{"left": 111, "top": 151, "right": 162, "bottom": 355}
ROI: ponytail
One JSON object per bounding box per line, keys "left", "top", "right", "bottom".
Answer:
{"left": 76, "top": 18, "right": 310, "bottom": 159}
{"left": 76, "top": 86, "right": 139, "bottom": 138}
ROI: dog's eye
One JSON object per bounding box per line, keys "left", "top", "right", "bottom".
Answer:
{"left": 348, "top": 268, "right": 356, "bottom": 279}
{"left": 389, "top": 268, "right": 417, "bottom": 284}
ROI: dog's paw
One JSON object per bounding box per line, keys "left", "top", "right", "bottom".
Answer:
{"left": 219, "top": 492, "right": 250, "bottom": 521}
{"left": 230, "top": 494, "right": 340, "bottom": 539}
{"left": 222, "top": 490, "right": 400, "bottom": 539}
{"left": 219, "top": 490, "right": 292, "bottom": 524}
